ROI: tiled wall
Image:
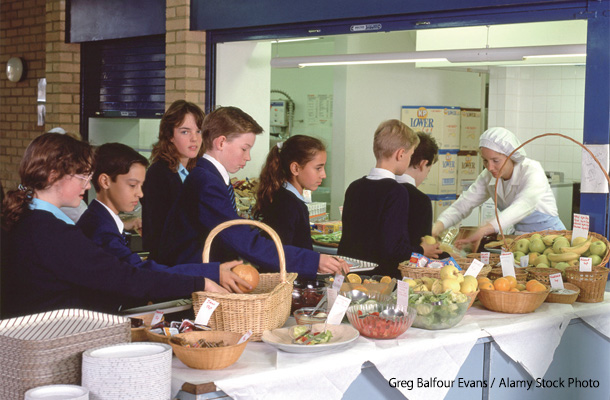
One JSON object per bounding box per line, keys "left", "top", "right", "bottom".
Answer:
{"left": 488, "top": 65, "right": 586, "bottom": 182}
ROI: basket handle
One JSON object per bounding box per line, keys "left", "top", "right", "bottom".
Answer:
{"left": 202, "top": 219, "right": 287, "bottom": 283}
{"left": 494, "top": 133, "right": 610, "bottom": 249}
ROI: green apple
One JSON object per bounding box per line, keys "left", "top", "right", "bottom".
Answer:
{"left": 529, "top": 238, "right": 546, "bottom": 254}
{"left": 537, "top": 263, "right": 550, "bottom": 268}
{"left": 543, "top": 248, "right": 554, "bottom": 256}
{"left": 514, "top": 238, "right": 530, "bottom": 254}
{"left": 591, "top": 255, "right": 602, "bottom": 266}
{"left": 534, "top": 255, "right": 549, "bottom": 267}
{"left": 530, "top": 233, "right": 542, "bottom": 241}
{"left": 553, "top": 237, "right": 570, "bottom": 253}
{"left": 554, "top": 262, "right": 570, "bottom": 272}
{"left": 589, "top": 241, "right": 607, "bottom": 257}
{"left": 513, "top": 251, "right": 526, "bottom": 262}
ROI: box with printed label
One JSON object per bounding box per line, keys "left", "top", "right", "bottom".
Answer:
{"left": 457, "top": 151, "right": 480, "bottom": 194}
{"left": 418, "top": 149, "right": 458, "bottom": 195}
{"left": 428, "top": 194, "right": 457, "bottom": 222}
{"left": 313, "top": 221, "right": 342, "bottom": 234}
{"left": 460, "top": 108, "right": 482, "bottom": 151}
{"left": 401, "top": 106, "right": 461, "bottom": 149}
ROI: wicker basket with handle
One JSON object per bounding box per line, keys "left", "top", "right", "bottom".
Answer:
{"left": 192, "top": 219, "right": 297, "bottom": 341}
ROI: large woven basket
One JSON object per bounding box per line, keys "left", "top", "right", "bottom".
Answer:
{"left": 192, "top": 220, "right": 297, "bottom": 341}
{"left": 454, "top": 257, "right": 492, "bottom": 278}
{"left": 170, "top": 331, "right": 248, "bottom": 370}
{"left": 526, "top": 267, "right": 563, "bottom": 284}
{"left": 565, "top": 266, "right": 608, "bottom": 303}
{"left": 545, "top": 283, "right": 581, "bottom": 304}
{"left": 398, "top": 263, "right": 443, "bottom": 279}
{"left": 478, "top": 288, "right": 550, "bottom": 314}
{"left": 488, "top": 267, "right": 528, "bottom": 283}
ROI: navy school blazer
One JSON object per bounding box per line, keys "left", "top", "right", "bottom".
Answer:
{"left": 77, "top": 200, "right": 220, "bottom": 283}
{"left": 157, "top": 157, "right": 320, "bottom": 279}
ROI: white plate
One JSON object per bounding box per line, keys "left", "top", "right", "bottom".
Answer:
{"left": 25, "top": 384, "right": 88, "bottom": 400}
{"left": 262, "top": 323, "right": 359, "bottom": 353}
{"left": 85, "top": 342, "right": 169, "bottom": 359}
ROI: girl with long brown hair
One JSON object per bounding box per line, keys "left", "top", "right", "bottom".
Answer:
{"left": 0, "top": 133, "right": 220, "bottom": 318}
{"left": 142, "top": 100, "right": 205, "bottom": 259}
{"left": 254, "top": 135, "right": 327, "bottom": 249}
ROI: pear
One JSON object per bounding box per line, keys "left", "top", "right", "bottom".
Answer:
{"left": 530, "top": 233, "right": 542, "bottom": 242}
{"left": 534, "top": 255, "right": 549, "bottom": 267}
{"left": 422, "top": 235, "right": 437, "bottom": 245}
{"left": 529, "top": 238, "right": 546, "bottom": 254}
{"left": 591, "top": 255, "right": 602, "bottom": 266}
{"left": 514, "top": 239, "right": 530, "bottom": 254}
{"left": 537, "top": 263, "right": 550, "bottom": 269}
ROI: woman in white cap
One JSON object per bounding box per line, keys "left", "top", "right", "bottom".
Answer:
{"left": 431, "top": 127, "right": 565, "bottom": 246}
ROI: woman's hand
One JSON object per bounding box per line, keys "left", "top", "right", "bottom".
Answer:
{"left": 454, "top": 223, "right": 495, "bottom": 249}
{"left": 204, "top": 278, "right": 229, "bottom": 294}
{"left": 123, "top": 218, "right": 143, "bottom": 235}
{"left": 421, "top": 243, "right": 442, "bottom": 259}
{"left": 219, "top": 260, "right": 252, "bottom": 293}
{"left": 431, "top": 221, "right": 445, "bottom": 238}
{"left": 318, "top": 254, "right": 350, "bottom": 275}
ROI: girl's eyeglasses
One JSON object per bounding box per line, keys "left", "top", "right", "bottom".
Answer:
{"left": 71, "top": 173, "right": 93, "bottom": 188}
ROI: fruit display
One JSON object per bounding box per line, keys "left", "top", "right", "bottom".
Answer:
{"left": 402, "top": 265, "right": 478, "bottom": 295}
{"left": 477, "top": 276, "right": 550, "bottom": 313}
{"left": 510, "top": 232, "right": 609, "bottom": 278}
{"left": 338, "top": 273, "right": 396, "bottom": 296}
{"left": 346, "top": 302, "right": 416, "bottom": 339}
{"left": 409, "top": 291, "right": 470, "bottom": 330}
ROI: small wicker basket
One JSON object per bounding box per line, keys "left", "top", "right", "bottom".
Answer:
{"left": 170, "top": 331, "right": 248, "bottom": 370}
{"left": 398, "top": 263, "right": 449, "bottom": 280}
{"left": 478, "top": 288, "right": 550, "bottom": 314}
{"left": 192, "top": 220, "right": 297, "bottom": 341}
{"left": 488, "top": 268, "right": 528, "bottom": 283}
{"left": 454, "top": 258, "right": 492, "bottom": 278}
{"left": 145, "top": 329, "right": 170, "bottom": 345}
{"left": 526, "top": 267, "right": 562, "bottom": 285}
{"left": 545, "top": 283, "right": 581, "bottom": 304}
{"left": 465, "top": 290, "right": 480, "bottom": 309}
{"left": 565, "top": 266, "right": 608, "bottom": 303}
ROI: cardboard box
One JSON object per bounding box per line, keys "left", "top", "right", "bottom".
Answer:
{"left": 428, "top": 194, "right": 457, "bottom": 222}
{"left": 313, "top": 220, "right": 342, "bottom": 234}
{"left": 457, "top": 151, "right": 480, "bottom": 194}
{"left": 401, "top": 106, "right": 461, "bottom": 149}
{"left": 460, "top": 108, "right": 482, "bottom": 151}
{"left": 418, "top": 149, "right": 458, "bottom": 195}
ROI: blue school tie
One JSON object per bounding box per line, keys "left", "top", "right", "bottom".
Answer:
{"left": 227, "top": 182, "right": 237, "bottom": 212}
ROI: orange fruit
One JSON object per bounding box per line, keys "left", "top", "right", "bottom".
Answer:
{"left": 529, "top": 283, "right": 548, "bottom": 293}
{"left": 351, "top": 285, "right": 369, "bottom": 293}
{"left": 493, "top": 277, "right": 511, "bottom": 292}
{"left": 232, "top": 263, "right": 260, "bottom": 293}
{"left": 477, "top": 277, "right": 491, "bottom": 286}
{"left": 505, "top": 276, "right": 517, "bottom": 289}
{"left": 479, "top": 281, "right": 494, "bottom": 290}
{"left": 380, "top": 276, "right": 392, "bottom": 284}
{"left": 347, "top": 273, "right": 362, "bottom": 284}
{"left": 526, "top": 279, "right": 541, "bottom": 292}
{"left": 510, "top": 288, "right": 520, "bottom": 292}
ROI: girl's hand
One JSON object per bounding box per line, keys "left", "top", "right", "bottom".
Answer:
{"left": 318, "top": 254, "right": 350, "bottom": 275}
{"left": 204, "top": 278, "right": 229, "bottom": 294}
{"left": 123, "top": 218, "right": 143, "bottom": 235}
{"left": 219, "top": 260, "right": 252, "bottom": 293}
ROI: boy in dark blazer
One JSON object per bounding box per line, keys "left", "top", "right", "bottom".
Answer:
{"left": 77, "top": 143, "right": 249, "bottom": 293}
{"left": 157, "top": 107, "right": 348, "bottom": 279}
{"left": 338, "top": 120, "right": 440, "bottom": 278}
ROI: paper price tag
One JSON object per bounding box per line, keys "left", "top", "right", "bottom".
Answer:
{"left": 579, "top": 257, "right": 592, "bottom": 272}
{"left": 548, "top": 273, "right": 564, "bottom": 290}
{"left": 326, "top": 294, "right": 351, "bottom": 325}
{"left": 332, "top": 274, "right": 345, "bottom": 291}
{"left": 480, "top": 252, "right": 490, "bottom": 265}
{"left": 572, "top": 214, "right": 589, "bottom": 244}
{"left": 501, "top": 251, "right": 512, "bottom": 257}
{"left": 326, "top": 287, "right": 338, "bottom": 311}
{"left": 396, "top": 280, "right": 410, "bottom": 307}
{"left": 194, "top": 298, "right": 219, "bottom": 326}
{"left": 237, "top": 330, "right": 253, "bottom": 344}
{"left": 464, "top": 259, "right": 484, "bottom": 277}
{"left": 500, "top": 253, "right": 516, "bottom": 277}
{"left": 151, "top": 310, "right": 164, "bottom": 326}
{"left": 520, "top": 255, "right": 530, "bottom": 268}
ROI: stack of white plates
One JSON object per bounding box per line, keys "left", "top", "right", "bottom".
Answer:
{"left": 82, "top": 342, "right": 172, "bottom": 400}
{"left": 25, "top": 384, "right": 89, "bottom": 400}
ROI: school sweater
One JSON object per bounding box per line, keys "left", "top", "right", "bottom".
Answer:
{"left": 259, "top": 186, "right": 313, "bottom": 250}
{"left": 338, "top": 177, "right": 418, "bottom": 278}
{"left": 401, "top": 182, "right": 432, "bottom": 251}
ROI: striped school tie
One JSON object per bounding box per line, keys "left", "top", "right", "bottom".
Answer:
{"left": 227, "top": 182, "right": 237, "bottom": 212}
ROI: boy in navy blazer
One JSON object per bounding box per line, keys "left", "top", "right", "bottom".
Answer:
{"left": 77, "top": 143, "right": 249, "bottom": 293}
{"left": 157, "top": 107, "right": 348, "bottom": 278}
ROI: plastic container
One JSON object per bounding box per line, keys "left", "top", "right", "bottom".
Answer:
{"left": 346, "top": 303, "right": 415, "bottom": 339}
{"left": 411, "top": 301, "right": 469, "bottom": 330}
{"left": 291, "top": 279, "right": 326, "bottom": 313}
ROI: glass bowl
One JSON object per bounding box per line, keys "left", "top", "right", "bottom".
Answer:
{"left": 291, "top": 279, "right": 326, "bottom": 314}
{"left": 346, "top": 303, "right": 416, "bottom": 339}
{"left": 410, "top": 301, "right": 469, "bottom": 330}
{"left": 293, "top": 307, "right": 328, "bottom": 325}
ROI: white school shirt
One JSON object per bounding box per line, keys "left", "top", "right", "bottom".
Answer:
{"left": 437, "top": 158, "right": 559, "bottom": 232}
{"left": 366, "top": 168, "right": 396, "bottom": 180}
{"left": 395, "top": 173, "right": 416, "bottom": 185}
{"left": 203, "top": 153, "right": 231, "bottom": 185}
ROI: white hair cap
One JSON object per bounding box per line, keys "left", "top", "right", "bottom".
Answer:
{"left": 48, "top": 127, "right": 66, "bottom": 134}
{"left": 479, "top": 127, "right": 526, "bottom": 162}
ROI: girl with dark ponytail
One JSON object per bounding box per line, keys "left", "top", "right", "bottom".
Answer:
{"left": 254, "top": 135, "right": 327, "bottom": 249}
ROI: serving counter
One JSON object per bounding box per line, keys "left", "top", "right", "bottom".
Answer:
{"left": 171, "top": 290, "right": 610, "bottom": 400}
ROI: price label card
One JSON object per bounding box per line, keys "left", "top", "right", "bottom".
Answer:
{"left": 326, "top": 294, "right": 351, "bottom": 325}
{"left": 464, "top": 259, "right": 484, "bottom": 277}
{"left": 237, "top": 330, "right": 253, "bottom": 344}
{"left": 520, "top": 255, "right": 530, "bottom": 268}
{"left": 332, "top": 274, "right": 345, "bottom": 291}
{"left": 572, "top": 214, "right": 590, "bottom": 244}
{"left": 579, "top": 257, "right": 592, "bottom": 272}
{"left": 480, "top": 252, "right": 490, "bottom": 265}
{"left": 548, "top": 273, "right": 564, "bottom": 290}
{"left": 501, "top": 251, "right": 512, "bottom": 257}
{"left": 151, "top": 310, "right": 164, "bottom": 326}
{"left": 326, "top": 287, "right": 338, "bottom": 311}
{"left": 500, "top": 254, "right": 516, "bottom": 277}
{"left": 396, "top": 280, "right": 410, "bottom": 307}
{"left": 194, "top": 298, "right": 219, "bottom": 326}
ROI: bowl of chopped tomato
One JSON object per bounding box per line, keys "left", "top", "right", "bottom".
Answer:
{"left": 346, "top": 303, "right": 415, "bottom": 339}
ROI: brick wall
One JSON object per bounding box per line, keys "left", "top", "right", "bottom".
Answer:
{"left": 165, "top": 0, "right": 206, "bottom": 108}
{"left": 0, "top": 0, "right": 80, "bottom": 192}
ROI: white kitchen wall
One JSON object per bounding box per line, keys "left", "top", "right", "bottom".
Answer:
{"left": 487, "top": 65, "right": 585, "bottom": 182}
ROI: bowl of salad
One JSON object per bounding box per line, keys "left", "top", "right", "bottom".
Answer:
{"left": 409, "top": 291, "right": 469, "bottom": 330}
{"left": 346, "top": 302, "right": 415, "bottom": 339}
